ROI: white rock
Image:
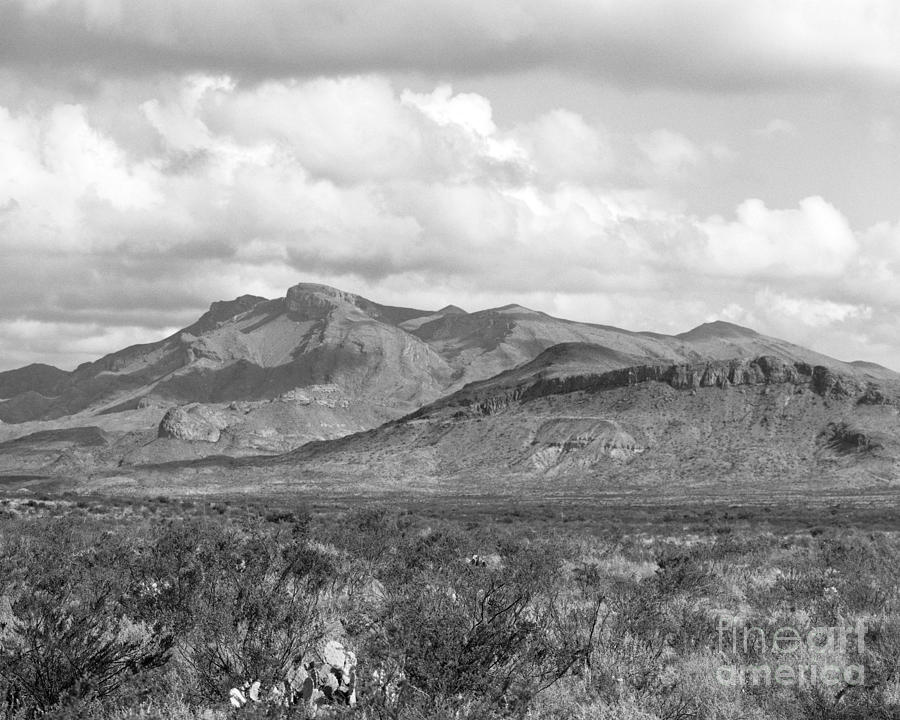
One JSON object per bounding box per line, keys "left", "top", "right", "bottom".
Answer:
{"left": 229, "top": 688, "right": 246, "bottom": 708}
{"left": 248, "top": 680, "right": 260, "bottom": 702}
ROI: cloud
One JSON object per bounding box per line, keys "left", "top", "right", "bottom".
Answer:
{"left": 2, "top": 1, "right": 900, "bottom": 92}
{"left": 631, "top": 130, "right": 736, "bottom": 186}
{"left": 634, "top": 129, "right": 702, "bottom": 179}
{"left": 510, "top": 109, "right": 613, "bottom": 187}
{"left": 754, "top": 289, "right": 872, "bottom": 327}
{"left": 700, "top": 197, "right": 858, "bottom": 278}
{"left": 1, "top": 73, "right": 900, "bottom": 371}
{"left": 755, "top": 118, "right": 798, "bottom": 138}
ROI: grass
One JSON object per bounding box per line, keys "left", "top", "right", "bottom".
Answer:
{"left": 0, "top": 488, "right": 899, "bottom": 719}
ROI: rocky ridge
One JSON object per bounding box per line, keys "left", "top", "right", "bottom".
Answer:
{"left": 0, "top": 282, "right": 897, "bottom": 479}
{"left": 433, "top": 354, "right": 881, "bottom": 420}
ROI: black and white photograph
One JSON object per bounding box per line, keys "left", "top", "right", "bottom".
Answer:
{"left": 1, "top": 1, "right": 900, "bottom": 718}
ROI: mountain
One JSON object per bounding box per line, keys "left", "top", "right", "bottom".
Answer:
{"left": 850, "top": 360, "right": 899, "bottom": 380}
{"left": 132, "top": 342, "right": 899, "bottom": 501}
{"left": 0, "top": 282, "right": 897, "bottom": 479}
{"left": 0, "top": 363, "right": 70, "bottom": 400}
{"left": 402, "top": 304, "right": 688, "bottom": 385}
{"left": 0, "top": 285, "right": 451, "bottom": 424}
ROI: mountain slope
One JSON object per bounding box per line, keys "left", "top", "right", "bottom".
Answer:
{"left": 128, "top": 342, "right": 899, "bottom": 499}
{"left": 0, "top": 363, "right": 70, "bottom": 400}
{"left": 1, "top": 283, "right": 897, "bottom": 478}
{"left": 673, "top": 321, "right": 868, "bottom": 372}
{"left": 407, "top": 305, "right": 691, "bottom": 386}
{"left": 0, "top": 285, "right": 451, "bottom": 425}
{"left": 3, "top": 287, "right": 889, "bottom": 428}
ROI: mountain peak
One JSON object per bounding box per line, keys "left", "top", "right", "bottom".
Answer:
{"left": 492, "top": 303, "right": 540, "bottom": 315}
{"left": 184, "top": 294, "right": 268, "bottom": 335}
{"left": 438, "top": 304, "right": 467, "bottom": 315}
{"left": 208, "top": 294, "right": 268, "bottom": 313}
{"left": 285, "top": 282, "right": 357, "bottom": 302}
{"left": 284, "top": 283, "right": 363, "bottom": 319}
{"left": 676, "top": 320, "right": 760, "bottom": 341}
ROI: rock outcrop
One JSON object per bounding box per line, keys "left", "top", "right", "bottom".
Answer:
{"left": 859, "top": 384, "right": 889, "bottom": 405}
{"left": 529, "top": 417, "right": 640, "bottom": 470}
{"left": 820, "top": 421, "right": 883, "bottom": 455}
{"left": 285, "top": 284, "right": 354, "bottom": 320}
{"left": 445, "top": 355, "right": 871, "bottom": 417}
{"left": 158, "top": 404, "right": 229, "bottom": 442}
{"left": 229, "top": 639, "right": 357, "bottom": 714}
{"left": 810, "top": 366, "right": 855, "bottom": 398}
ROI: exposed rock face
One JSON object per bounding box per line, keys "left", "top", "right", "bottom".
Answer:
{"left": 285, "top": 284, "right": 353, "bottom": 320}
{"left": 529, "top": 417, "right": 640, "bottom": 470}
{"left": 278, "top": 385, "right": 351, "bottom": 409}
{"left": 158, "top": 404, "right": 229, "bottom": 442}
{"left": 666, "top": 357, "right": 802, "bottom": 390}
{"left": 186, "top": 295, "right": 267, "bottom": 335}
{"left": 811, "top": 366, "right": 856, "bottom": 398}
{"left": 448, "top": 355, "right": 871, "bottom": 417}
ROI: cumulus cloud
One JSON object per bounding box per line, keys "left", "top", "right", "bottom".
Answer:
{"left": 1, "top": 1, "right": 900, "bottom": 91}
{"left": 509, "top": 109, "right": 613, "bottom": 187}
{"left": 754, "top": 289, "right": 872, "bottom": 327}
{"left": 636, "top": 130, "right": 703, "bottom": 179}
{"left": 700, "top": 197, "right": 858, "bottom": 278}
{"left": 0, "top": 73, "right": 899, "bottom": 370}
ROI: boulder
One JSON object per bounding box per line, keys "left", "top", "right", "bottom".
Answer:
{"left": 158, "top": 404, "right": 229, "bottom": 442}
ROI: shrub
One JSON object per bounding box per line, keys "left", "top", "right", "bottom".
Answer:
{"left": 366, "top": 537, "right": 594, "bottom": 717}
{"left": 0, "top": 521, "right": 173, "bottom": 714}
{"left": 169, "top": 524, "right": 334, "bottom": 701}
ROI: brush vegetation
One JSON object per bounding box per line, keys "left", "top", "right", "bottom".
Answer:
{"left": 0, "top": 495, "right": 899, "bottom": 719}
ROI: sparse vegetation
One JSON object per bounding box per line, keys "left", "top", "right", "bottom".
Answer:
{"left": 0, "top": 496, "right": 899, "bottom": 719}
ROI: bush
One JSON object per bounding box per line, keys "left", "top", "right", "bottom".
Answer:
{"left": 0, "top": 521, "right": 173, "bottom": 714}
{"left": 365, "top": 536, "right": 594, "bottom": 716}
{"left": 128, "top": 520, "right": 332, "bottom": 702}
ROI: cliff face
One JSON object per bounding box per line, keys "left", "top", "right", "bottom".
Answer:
{"left": 431, "top": 355, "right": 875, "bottom": 419}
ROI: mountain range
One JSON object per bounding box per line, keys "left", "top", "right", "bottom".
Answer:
{"left": 1, "top": 282, "right": 898, "bottom": 499}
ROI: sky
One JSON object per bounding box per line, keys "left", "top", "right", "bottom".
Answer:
{"left": 1, "top": 0, "right": 900, "bottom": 371}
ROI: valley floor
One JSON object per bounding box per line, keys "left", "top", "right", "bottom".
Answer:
{"left": 1, "top": 487, "right": 900, "bottom": 719}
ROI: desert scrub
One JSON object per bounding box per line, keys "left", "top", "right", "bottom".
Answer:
{"left": 126, "top": 518, "right": 334, "bottom": 703}
{"left": 359, "top": 531, "right": 598, "bottom": 717}
{"left": 1, "top": 504, "right": 900, "bottom": 719}
{"left": 0, "top": 519, "right": 173, "bottom": 714}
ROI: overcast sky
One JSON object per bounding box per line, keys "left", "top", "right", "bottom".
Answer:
{"left": 1, "top": 0, "right": 900, "bottom": 371}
